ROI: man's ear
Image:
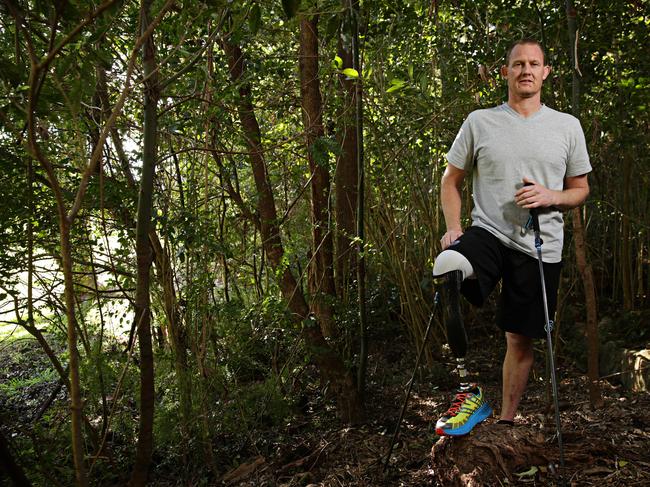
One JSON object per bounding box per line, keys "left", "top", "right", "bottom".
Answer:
{"left": 542, "top": 65, "right": 551, "bottom": 80}
{"left": 500, "top": 65, "right": 508, "bottom": 78}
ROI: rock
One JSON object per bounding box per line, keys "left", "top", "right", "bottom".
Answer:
{"left": 620, "top": 349, "right": 650, "bottom": 392}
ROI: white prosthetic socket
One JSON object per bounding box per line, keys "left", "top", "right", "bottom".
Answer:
{"left": 432, "top": 249, "right": 475, "bottom": 280}
{"left": 433, "top": 250, "right": 475, "bottom": 391}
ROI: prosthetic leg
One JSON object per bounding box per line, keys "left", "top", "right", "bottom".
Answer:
{"left": 433, "top": 250, "right": 492, "bottom": 436}
{"left": 433, "top": 251, "right": 472, "bottom": 389}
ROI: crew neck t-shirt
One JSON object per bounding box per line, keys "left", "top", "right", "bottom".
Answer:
{"left": 446, "top": 103, "right": 592, "bottom": 263}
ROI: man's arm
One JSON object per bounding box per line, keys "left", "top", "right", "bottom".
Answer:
{"left": 440, "top": 164, "right": 467, "bottom": 249}
{"left": 515, "top": 174, "right": 589, "bottom": 211}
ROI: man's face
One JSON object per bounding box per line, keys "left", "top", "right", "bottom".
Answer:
{"left": 501, "top": 43, "right": 550, "bottom": 99}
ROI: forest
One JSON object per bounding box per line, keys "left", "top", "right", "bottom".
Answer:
{"left": 0, "top": 0, "right": 648, "bottom": 485}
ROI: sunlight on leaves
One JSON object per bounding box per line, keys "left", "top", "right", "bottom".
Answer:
{"left": 342, "top": 68, "right": 359, "bottom": 79}
{"left": 386, "top": 78, "right": 406, "bottom": 93}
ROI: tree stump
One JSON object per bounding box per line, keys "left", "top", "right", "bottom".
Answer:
{"left": 430, "top": 421, "right": 556, "bottom": 486}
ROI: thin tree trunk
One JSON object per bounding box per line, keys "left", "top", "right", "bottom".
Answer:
{"left": 128, "top": 0, "right": 158, "bottom": 484}
{"left": 335, "top": 6, "right": 358, "bottom": 300}
{"left": 220, "top": 35, "right": 364, "bottom": 424}
{"left": 26, "top": 64, "right": 89, "bottom": 487}
{"left": 566, "top": 0, "right": 602, "bottom": 407}
{"left": 99, "top": 62, "right": 192, "bottom": 443}
{"left": 347, "top": 0, "right": 368, "bottom": 399}
{"left": 621, "top": 151, "right": 634, "bottom": 310}
{"left": 60, "top": 214, "right": 88, "bottom": 487}
{"left": 299, "top": 14, "right": 337, "bottom": 338}
{"left": 571, "top": 209, "right": 602, "bottom": 406}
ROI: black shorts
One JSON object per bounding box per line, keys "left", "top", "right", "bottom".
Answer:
{"left": 448, "top": 226, "right": 562, "bottom": 339}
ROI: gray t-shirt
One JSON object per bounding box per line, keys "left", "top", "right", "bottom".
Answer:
{"left": 446, "top": 103, "right": 592, "bottom": 263}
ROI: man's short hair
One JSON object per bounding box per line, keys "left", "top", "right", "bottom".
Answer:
{"left": 505, "top": 38, "right": 547, "bottom": 66}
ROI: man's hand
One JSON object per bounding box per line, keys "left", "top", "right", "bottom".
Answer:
{"left": 440, "top": 229, "right": 464, "bottom": 250}
{"left": 515, "top": 177, "right": 556, "bottom": 209}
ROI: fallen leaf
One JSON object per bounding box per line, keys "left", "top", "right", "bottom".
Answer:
{"left": 515, "top": 466, "right": 539, "bottom": 479}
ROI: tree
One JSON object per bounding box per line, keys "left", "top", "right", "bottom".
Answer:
{"left": 128, "top": 0, "right": 161, "bottom": 484}
{"left": 220, "top": 18, "right": 364, "bottom": 423}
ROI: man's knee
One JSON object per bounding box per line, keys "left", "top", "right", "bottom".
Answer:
{"left": 433, "top": 250, "right": 475, "bottom": 280}
{"left": 505, "top": 332, "right": 534, "bottom": 361}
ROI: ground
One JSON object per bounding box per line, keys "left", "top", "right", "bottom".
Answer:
{"left": 1, "top": 322, "right": 649, "bottom": 486}
{"left": 217, "top": 329, "right": 650, "bottom": 487}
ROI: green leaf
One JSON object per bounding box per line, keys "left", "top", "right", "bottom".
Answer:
{"left": 618, "top": 460, "right": 629, "bottom": 468}
{"left": 311, "top": 136, "right": 340, "bottom": 167}
{"left": 332, "top": 55, "right": 343, "bottom": 69}
{"left": 386, "top": 79, "right": 406, "bottom": 93}
{"left": 249, "top": 3, "right": 262, "bottom": 35}
{"left": 342, "top": 68, "right": 359, "bottom": 78}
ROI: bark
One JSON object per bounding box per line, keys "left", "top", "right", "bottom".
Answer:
{"left": 128, "top": 0, "right": 158, "bottom": 484}
{"left": 430, "top": 423, "right": 616, "bottom": 486}
{"left": 220, "top": 35, "right": 364, "bottom": 424}
{"left": 336, "top": 0, "right": 368, "bottom": 397}
{"left": 60, "top": 215, "right": 88, "bottom": 487}
{"left": 431, "top": 425, "right": 550, "bottom": 486}
{"left": 566, "top": 0, "right": 602, "bottom": 407}
{"left": 334, "top": 13, "right": 358, "bottom": 299}
{"left": 299, "top": 14, "right": 337, "bottom": 338}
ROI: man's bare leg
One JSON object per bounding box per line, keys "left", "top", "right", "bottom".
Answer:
{"left": 500, "top": 331, "right": 534, "bottom": 421}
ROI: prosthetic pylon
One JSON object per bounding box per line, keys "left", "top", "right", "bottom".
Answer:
{"left": 437, "top": 269, "right": 470, "bottom": 389}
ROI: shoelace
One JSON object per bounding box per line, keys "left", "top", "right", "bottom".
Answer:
{"left": 444, "top": 391, "right": 474, "bottom": 416}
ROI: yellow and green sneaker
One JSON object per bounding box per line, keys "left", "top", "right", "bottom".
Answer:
{"left": 435, "top": 385, "right": 492, "bottom": 436}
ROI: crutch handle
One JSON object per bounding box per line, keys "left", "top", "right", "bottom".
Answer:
{"left": 523, "top": 182, "right": 541, "bottom": 233}
{"left": 529, "top": 208, "right": 540, "bottom": 233}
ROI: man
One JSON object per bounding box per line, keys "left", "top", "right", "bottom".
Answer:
{"left": 433, "top": 39, "right": 591, "bottom": 436}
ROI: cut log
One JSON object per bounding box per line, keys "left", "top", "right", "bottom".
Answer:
{"left": 430, "top": 422, "right": 553, "bottom": 486}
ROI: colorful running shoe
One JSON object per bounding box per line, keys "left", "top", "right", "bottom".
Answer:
{"left": 435, "top": 385, "right": 492, "bottom": 436}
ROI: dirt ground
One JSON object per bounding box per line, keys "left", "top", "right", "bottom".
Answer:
{"left": 1, "top": 324, "right": 649, "bottom": 486}
{"left": 220, "top": 331, "right": 650, "bottom": 487}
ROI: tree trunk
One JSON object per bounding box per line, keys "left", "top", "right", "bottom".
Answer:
{"left": 621, "top": 151, "right": 634, "bottom": 310}
{"left": 220, "top": 35, "right": 364, "bottom": 424}
{"left": 60, "top": 215, "right": 89, "bottom": 487}
{"left": 299, "top": 14, "right": 337, "bottom": 338}
{"left": 334, "top": 12, "right": 358, "bottom": 300}
{"left": 128, "top": 0, "right": 158, "bottom": 484}
{"left": 26, "top": 69, "right": 89, "bottom": 487}
{"left": 571, "top": 209, "right": 602, "bottom": 407}
{"left": 346, "top": 0, "right": 368, "bottom": 399}
{"left": 98, "top": 63, "right": 193, "bottom": 444}
{"left": 566, "top": 0, "right": 602, "bottom": 407}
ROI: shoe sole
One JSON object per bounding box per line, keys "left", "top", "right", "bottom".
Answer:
{"left": 435, "top": 402, "right": 493, "bottom": 437}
